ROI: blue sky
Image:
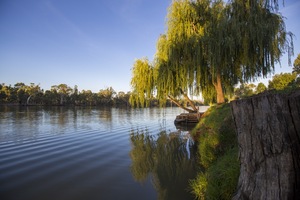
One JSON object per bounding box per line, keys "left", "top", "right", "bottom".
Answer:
{"left": 0, "top": 0, "right": 299, "bottom": 93}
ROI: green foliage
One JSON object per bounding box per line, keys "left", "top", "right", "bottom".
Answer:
{"left": 189, "top": 172, "right": 208, "bottom": 200}
{"left": 130, "top": 131, "right": 155, "bottom": 182}
{"left": 234, "top": 83, "right": 256, "bottom": 98}
{"left": 0, "top": 82, "right": 130, "bottom": 106}
{"left": 201, "top": 84, "right": 217, "bottom": 105}
{"left": 230, "top": 0, "right": 293, "bottom": 79}
{"left": 268, "top": 72, "right": 297, "bottom": 90}
{"left": 130, "top": 58, "right": 155, "bottom": 107}
{"left": 197, "top": 131, "right": 219, "bottom": 169}
{"left": 0, "top": 84, "right": 12, "bottom": 103}
{"left": 256, "top": 82, "right": 267, "bottom": 94}
{"left": 195, "top": 104, "right": 233, "bottom": 134}
{"left": 130, "top": 0, "right": 293, "bottom": 106}
{"left": 98, "top": 87, "right": 116, "bottom": 104}
{"left": 190, "top": 147, "right": 239, "bottom": 200}
{"left": 190, "top": 104, "right": 239, "bottom": 199}
{"left": 293, "top": 53, "right": 300, "bottom": 74}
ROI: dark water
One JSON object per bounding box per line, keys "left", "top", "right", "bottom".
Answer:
{"left": 0, "top": 106, "right": 207, "bottom": 200}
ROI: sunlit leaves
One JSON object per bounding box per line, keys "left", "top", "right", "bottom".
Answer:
{"left": 130, "top": 0, "right": 293, "bottom": 106}
{"left": 268, "top": 72, "right": 297, "bottom": 90}
{"left": 130, "top": 58, "right": 155, "bottom": 107}
{"left": 293, "top": 54, "right": 300, "bottom": 74}
{"left": 256, "top": 82, "right": 267, "bottom": 93}
{"left": 229, "top": 0, "right": 293, "bottom": 81}
{"left": 0, "top": 82, "right": 130, "bottom": 106}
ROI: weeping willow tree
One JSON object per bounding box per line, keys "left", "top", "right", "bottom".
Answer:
{"left": 130, "top": 0, "right": 293, "bottom": 106}
{"left": 130, "top": 58, "right": 155, "bottom": 107}
{"left": 165, "top": 0, "right": 237, "bottom": 104}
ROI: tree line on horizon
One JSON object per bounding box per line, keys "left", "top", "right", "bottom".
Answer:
{"left": 0, "top": 83, "right": 131, "bottom": 106}
{"left": 1, "top": 67, "right": 299, "bottom": 107}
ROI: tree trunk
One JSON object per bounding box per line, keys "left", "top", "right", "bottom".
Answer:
{"left": 167, "top": 95, "right": 196, "bottom": 113}
{"left": 214, "top": 72, "right": 225, "bottom": 104}
{"left": 60, "top": 94, "right": 64, "bottom": 105}
{"left": 230, "top": 90, "right": 300, "bottom": 200}
{"left": 26, "top": 95, "right": 32, "bottom": 105}
{"left": 179, "top": 89, "right": 198, "bottom": 112}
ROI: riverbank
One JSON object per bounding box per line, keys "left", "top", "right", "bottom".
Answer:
{"left": 190, "top": 104, "right": 239, "bottom": 199}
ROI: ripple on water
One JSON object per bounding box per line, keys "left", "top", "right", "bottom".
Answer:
{"left": 0, "top": 107, "right": 202, "bottom": 200}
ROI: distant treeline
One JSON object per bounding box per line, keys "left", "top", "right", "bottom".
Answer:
{"left": 0, "top": 83, "right": 130, "bottom": 106}
{"left": 1, "top": 71, "right": 299, "bottom": 107}
{"left": 0, "top": 83, "right": 186, "bottom": 107}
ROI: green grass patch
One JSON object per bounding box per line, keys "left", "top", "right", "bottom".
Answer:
{"left": 190, "top": 104, "right": 239, "bottom": 200}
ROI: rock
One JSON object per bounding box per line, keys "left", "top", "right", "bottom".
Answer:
{"left": 230, "top": 90, "right": 300, "bottom": 200}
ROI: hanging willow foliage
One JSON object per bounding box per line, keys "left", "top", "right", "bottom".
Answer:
{"left": 228, "top": 0, "right": 293, "bottom": 82}
{"left": 130, "top": 0, "right": 293, "bottom": 106}
{"left": 130, "top": 58, "right": 154, "bottom": 107}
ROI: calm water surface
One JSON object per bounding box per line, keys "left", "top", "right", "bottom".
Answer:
{"left": 0, "top": 106, "right": 207, "bottom": 200}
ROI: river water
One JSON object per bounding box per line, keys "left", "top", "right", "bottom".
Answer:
{"left": 0, "top": 106, "right": 208, "bottom": 200}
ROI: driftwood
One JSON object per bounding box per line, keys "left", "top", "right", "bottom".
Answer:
{"left": 230, "top": 90, "right": 300, "bottom": 200}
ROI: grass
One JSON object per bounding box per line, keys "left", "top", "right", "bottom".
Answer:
{"left": 190, "top": 103, "right": 240, "bottom": 200}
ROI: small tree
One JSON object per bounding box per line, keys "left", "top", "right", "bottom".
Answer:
{"left": 98, "top": 87, "right": 116, "bottom": 105}
{"left": 293, "top": 53, "right": 300, "bottom": 75}
{"left": 0, "top": 84, "right": 12, "bottom": 103}
{"left": 14, "top": 82, "right": 27, "bottom": 104}
{"left": 25, "top": 83, "right": 42, "bottom": 105}
{"left": 234, "top": 83, "right": 256, "bottom": 98}
{"left": 51, "top": 84, "right": 73, "bottom": 105}
{"left": 268, "top": 73, "right": 297, "bottom": 90}
{"left": 256, "top": 82, "right": 267, "bottom": 94}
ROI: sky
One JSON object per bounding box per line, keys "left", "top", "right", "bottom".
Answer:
{"left": 0, "top": 0, "right": 299, "bottom": 93}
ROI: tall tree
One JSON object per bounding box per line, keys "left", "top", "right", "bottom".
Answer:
{"left": 14, "top": 82, "right": 27, "bottom": 104}
{"left": 0, "top": 84, "right": 12, "bottom": 103}
{"left": 130, "top": 0, "right": 293, "bottom": 105}
{"left": 25, "top": 83, "right": 42, "bottom": 105}
{"left": 98, "top": 87, "right": 116, "bottom": 105}
{"left": 51, "top": 84, "right": 72, "bottom": 105}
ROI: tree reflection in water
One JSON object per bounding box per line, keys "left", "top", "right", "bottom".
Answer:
{"left": 129, "top": 128, "right": 197, "bottom": 200}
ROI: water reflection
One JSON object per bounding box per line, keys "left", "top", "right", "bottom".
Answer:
{"left": 129, "top": 128, "right": 197, "bottom": 200}
{"left": 0, "top": 106, "right": 204, "bottom": 199}
{"left": 0, "top": 106, "right": 43, "bottom": 143}
{"left": 0, "top": 106, "right": 116, "bottom": 143}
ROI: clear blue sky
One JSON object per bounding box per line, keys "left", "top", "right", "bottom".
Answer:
{"left": 0, "top": 0, "right": 299, "bottom": 93}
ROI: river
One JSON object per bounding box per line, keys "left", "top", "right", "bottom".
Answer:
{"left": 0, "top": 106, "right": 208, "bottom": 200}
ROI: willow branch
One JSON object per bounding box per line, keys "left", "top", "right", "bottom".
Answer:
{"left": 167, "top": 95, "right": 195, "bottom": 113}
